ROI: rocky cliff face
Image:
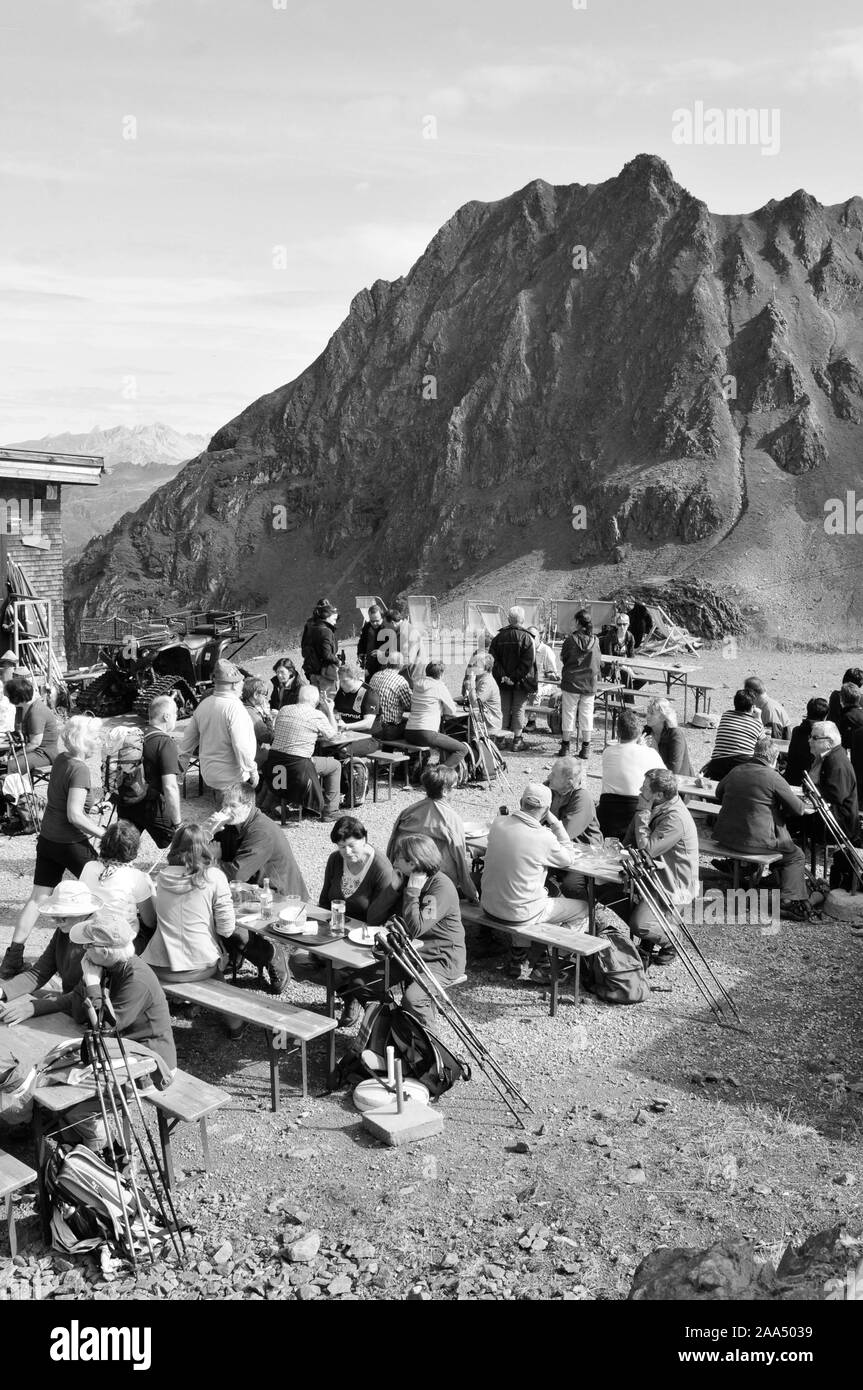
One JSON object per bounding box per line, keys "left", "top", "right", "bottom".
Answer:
{"left": 65, "top": 156, "right": 863, "bottom": 650}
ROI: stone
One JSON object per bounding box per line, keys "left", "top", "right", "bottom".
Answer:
{"left": 285, "top": 1232, "right": 322, "bottom": 1263}
{"left": 213, "top": 1243, "right": 233, "bottom": 1266}
{"left": 623, "top": 1166, "right": 647, "bottom": 1185}
{"left": 822, "top": 890, "right": 863, "bottom": 924}
{"left": 298, "top": 1284, "right": 320, "bottom": 1301}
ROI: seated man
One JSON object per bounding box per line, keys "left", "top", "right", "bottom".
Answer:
{"left": 836, "top": 683, "right": 863, "bottom": 751}
{"left": 599, "top": 709, "right": 665, "bottom": 839}
{"left": 368, "top": 652, "right": 412, "bottom": 740}
{"left": 404, "top": 661, "right": 470, "bottom": 770}
{"left": 4, "top": 674, "right": 60, "bottom": 772}
{"left": 546, "top": 755, "right": 603, "bottom": 901}
{"left": 480, "top": 782, "right": 585, "bottom": 984}
{"left": 714, "top": 735, "right": 810, "bottom": 917}
{"left": 809, "top": 720, "right": 860, "bottom": 891}
{"left": 265, "top": 685, "right": 342, "bottom": 819}
{"left": 386, "top": 764, "right": 478, "bottom": 902}
{"left": 0, "top": 882, "right": 99, "bottom": 1024}
{"left": 784, "top": 697, "right": 828, "bottom": 787}
{"left": 623, "top": 768, "right": 700, "bottom": 967}
{"left": 703, "top": 689, "right": 763, "bottom": 781}
{"left": 744, "top": 677, "right": 791, "bottom": 739}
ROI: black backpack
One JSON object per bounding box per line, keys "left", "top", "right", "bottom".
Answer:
{"left": 581, "top": 906, "right": 650, "bottom": 1005}
{"left": 330, "top": 1001, "right": 471, "bottom": 1098}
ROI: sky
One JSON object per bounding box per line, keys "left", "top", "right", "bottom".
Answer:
{"left": 1, "top": 0, "right": 861, "bottom": 440}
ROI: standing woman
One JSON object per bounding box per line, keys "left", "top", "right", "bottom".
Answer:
{"left": 388, "top": 835, "right": 466, "bottom": 1029}
{"left": 644, "top": 698, "right": 693, "bottom": 777}
{"left": 0, "top": 714, "right": 105, "bottom": 980}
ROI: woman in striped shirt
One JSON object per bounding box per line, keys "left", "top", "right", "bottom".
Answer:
{"left": 702, "top": 689, "right": 763, "bottom": 781}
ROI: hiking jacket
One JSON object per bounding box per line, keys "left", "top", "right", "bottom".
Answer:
{"left": 560, "top": 632, "right": 602, "bottom": 695}
{"left": 488, "top": 624, "right": 537, "bottom": 690}
{"left": 301, "top": 618, "right": 340, "bottom": 681}
{"left": 657, "top": 725, "right": 693, "bottom": 777}
{"left": 714, "top": 758, "right": 804, "bottom": 852}
{"left": 784, "top": 718, "right": 816, "bottom": 787}
{"left": 145, "top": 865, "right": 236, "bottom": 973}
{"left": 386, "top": 797, "right": 478, "bottom": 902}
{"left": 214, "top": 809, "right": 309, "bottom": 897}
{"left": 816, "top": 745, "right": 860, "bottom": 839}
{"left": 1, "top": 930, "right": 85, "bottom": 1016}
{"left": 625, "top": 794, "right": 700, "bottom": 904}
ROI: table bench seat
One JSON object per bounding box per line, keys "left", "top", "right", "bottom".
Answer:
{"left": 1, "top": 1151, "right": 37, "bottom": 1257}
{"left": 461, "top": 903, "right": 611, "bottom": 1015}
{"left": 161, "top": 979, "right": 336, "bottom": 1110}
{"left": 143, "top": 1069, "right": 230, "bottom": 1189}
{"left": 697, "top": 836, "right": 783, "bottom": 890}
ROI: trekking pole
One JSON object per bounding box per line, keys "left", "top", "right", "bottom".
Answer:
{"left": 381, "top": 927, "right": 533, "bottom": 1123}
{"left": 387, "top": 927, "right": 530, "bottom": 1103}
{"left": 86, "top": 998, "right": 187, "bottom": 1264}
{"left": 802, "top": 775, "right": 863, "bottom": 887}
{"left": 82, "top": 1008, "right": 140, "bottom": 1269}
{"left": 99, "top": 993, "right": 188, "bottom": 1262}
{"left": 465, "top": 682, "right": 518, "bottom": 808}
{"left": 626, "top": 847, "right": 741, "bottom": 1019}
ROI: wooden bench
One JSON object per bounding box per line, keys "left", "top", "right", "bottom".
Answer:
{"left": 379, "top": 740, "right": 432, "bottom": 783}
{"left": 161, "top": 980, "right": 337, "bottom": 1110}
{"left": 461, "top": 903, "right": 612, "bottom": 1017}
{"left": 525, "top": 703, "right": 560, "bottom": 733}
{"left": 370, "top": 749, "right": 411, "bottom": 801}
{"left": 697, "top": 835, "right": 783, "bottom": 891}
{"left": 1, "top": 1151, "right": 37, "bottom": 1257}
{"left": 142, "top": 1070, "right": 230, "bottom": 1189}
{"left": 692, "top": 683, "right": 716, "bottom": 714}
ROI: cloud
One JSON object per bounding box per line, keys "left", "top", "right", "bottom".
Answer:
{"left": 79, "top": 0, "right": 156, "bottom": 34}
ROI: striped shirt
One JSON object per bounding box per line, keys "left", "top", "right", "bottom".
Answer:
{"left": 271, "top": 705, "right": 333, "bottom": 759}
{"left": 368, "top": 669, "right": 412, "bottom": 727}
{"left": 711, "top": 710, "right": 763, "bottom": 762}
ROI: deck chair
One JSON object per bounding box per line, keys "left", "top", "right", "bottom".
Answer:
{"left": 355, "top": 595, "right": 387, "bottom": 624}
{"left": 640, "top": 605, "right": 701, "bottom": 656}
{"left": 405, "top": 595, "right": 439, "bottom": 633}
{"left": 464, "top": 601, "right": 505, "bottom": 638}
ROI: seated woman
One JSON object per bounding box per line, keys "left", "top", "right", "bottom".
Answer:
{"left": 79, "top": 819, "right": 156, "bottom": 946}
{"left": 386, "top": 765, "right": 478, "bottom": 901}
{"left": 385, "top": 835, "right": 467, "bottom": 1029}
{"left": 644, "top": 698, "right": 692, "bottom": 776}
{"left": 143, "top": 822, "right": 245, "bottom": 1035}
{"left": 702, "top": 689, "right": 763, "bottom": 781}
{"left": 319, "top": 816, "right": 399, "bottom": 1025}
{"left": 270, "top": 658, "right": 308, "bottom": 711}
{"left": 242, "top": 675, "right": 274, "bottom": 757}
{"left": 5, "top": 673, "right": 61, "bottom": 771}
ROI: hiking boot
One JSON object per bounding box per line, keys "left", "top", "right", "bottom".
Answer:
{"left": 502, "top": 960, "right": 531, "bottom": 981}
{"left": 578, "top": 741, "right": 591, "bottom": 760}
{"left": 653, "top": 944, "right": 677, "bottom": 967}
{"left": 225, "top": 1021, "right": 248, "bottom": 1041}
{"left": 0, "top": 942, "right": 24, "bottom": 981}
{"left": 528, "top": 965, "right": 553, "bottom": 985}
{"left": 338, "top": 997, "right": 362, "bottom": 1028}
{"left": 512, "top": 737, "right": 532, "bottom": 753}
{"left": 265, "top": 949, "right": 290, "bottom": 995}
{"left": 557, "top": 742, "right": 571, "bottom": 757}
{"left": 783, "top": 898, "right": 821, "bottom": 922}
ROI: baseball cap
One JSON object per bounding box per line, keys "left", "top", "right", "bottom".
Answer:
{"left": 213, "top": 659, "right": 242, "bottom": 685}
{"left": 521, "top": 782, "right": 552, "bottom": 811}
{"left": 70, "top": 911, "right": 136, "bottom": 948}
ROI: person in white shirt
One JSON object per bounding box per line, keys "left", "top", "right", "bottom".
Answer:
{"left": 480, "top": 782, "right": 588, "bottom": 983}
{"left": 79, "top": 820, "right": 156, "bottom": 939}
{"left": 404, "top": 662, "right": 470, "bottom": 769}
{"left": 527, "top": 626, "right": 560, "bottom": 680}
{"left": 599, "top": 707, "right": 664, "bottom": 838}
{"left": 179, "top": 659, "right": 258, "bottom": 798}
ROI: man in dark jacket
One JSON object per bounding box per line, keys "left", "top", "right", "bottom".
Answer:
{"left": 559, "top": 610, "right": 602, "bottom": 761}
{"left": 487, "top": 606, "right": 537, "bottom": 753}
{"left": 714, "top": 736, "right": 809, "bottom": 915}
{"left": 809, "top": 721, "right": 860, "bottom": 890}
{"left": 357, "top": 605, "right": 384, "bottom": 676}
{"left": 301, "top": 598, "right": 341, "bottom": 701}
{"left": 827, "top": 668, "right": 862, "bottom": 726}
{"left": 837, "top": 684, "right": 863, "bottom": 750}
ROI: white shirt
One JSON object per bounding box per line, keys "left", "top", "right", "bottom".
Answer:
{"left": 601, "top": 741, "right": 665, "bottom": 797}
{"left": 80, "top": 862, "right": 154, "bottom": 926}
{"left": 534, "top": 641, "right": 560, "bottom": 679}
{"left": 179, "top": 692, "right": 257, "bottom": 791}
{"left": 406, "top": 677, "right": 456, "bottom": 732}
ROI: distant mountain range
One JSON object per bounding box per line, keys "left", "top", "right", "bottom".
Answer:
{"left": 6, "top": 423, "right": 208, "bottom": 554}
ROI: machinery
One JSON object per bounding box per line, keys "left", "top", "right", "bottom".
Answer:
{"left": 71, "top": 609, "right": 269, "bottom": 718}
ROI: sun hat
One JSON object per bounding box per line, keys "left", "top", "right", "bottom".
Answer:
{"left": 0, "top": 650, "right": 17, "bottom": 665}
{"left": 69, "top": 911, "right": 135, "bottom": 948}
{"left": 213, "top": 659, "right": 242, "bottom": 685}
{"left": 39, "top": 882, "right": 103, "bottom": 917}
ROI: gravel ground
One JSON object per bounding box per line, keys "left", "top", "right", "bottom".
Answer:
{"left": 1, "top": 642, "right": 862, "bottom": 1301}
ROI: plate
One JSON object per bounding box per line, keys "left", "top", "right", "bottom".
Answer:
{"left": 271, "top": 919, "right": 316, "bottom": 937}
{"left": 348, "top": 925, "right": 384, "bottom": 947}
{"left": 463, "top": 821, "right": 489, "bottom": 838}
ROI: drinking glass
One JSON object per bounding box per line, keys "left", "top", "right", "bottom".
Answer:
{"left": 330, "top": 900, "right": 346, "bottom": 936}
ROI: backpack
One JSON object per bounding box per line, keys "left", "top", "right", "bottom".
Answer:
{"left": 330, "top": 1001, "right": 471, "bottom": 1098}
{"left": 581, "top": 907, "right": 650, "bottom": 1005}
{"left": 0, "top": 791, "right": 45, "bottom": 836}
{"left": 346, "top": 757, "right": 369, "bottom": 807}
{"left": 41, "top": 1138, "right": 167, "bottom": 1257}
{"left": 105, "top": 728, "right": 153, "bottom": 805}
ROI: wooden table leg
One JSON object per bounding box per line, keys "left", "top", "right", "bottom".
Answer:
{"left": 199, "top": 1118, "right": 211, "bottom": 1171}
{"left": 325, "top": 961, "right": 337, "bottom": 1073}
{"left": 549, "top": 949, "right": 559, "bottom": 1018}
{"left": 266, "top": 1032, "right": 280, "bottom": 1112}
{"left": 6, "top": 1194, "right": 17, "bottom": 1257}
{"left": 300, "top": 1041, "right": 308, "bottom": 1099}
{"left": 587, "top": 877, "right": 596, "bottom": 936}
{"left": 575, "top": 954, "right": 581, "bottom": 1007}
{"left": 32, "top": 1102, "right": 51, "bottom": 1245}
{"left": 157, "top": 1110, "right": 175, "bottom": 1190}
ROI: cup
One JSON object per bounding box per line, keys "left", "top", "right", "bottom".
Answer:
{"left": 330, "top": 900, "right": 346, "bottom": 936}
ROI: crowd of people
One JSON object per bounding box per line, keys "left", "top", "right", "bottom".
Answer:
{"left": 1, "top": 596, "right": 861, "bottom": 1170}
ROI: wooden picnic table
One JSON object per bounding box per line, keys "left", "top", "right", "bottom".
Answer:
{"left": 600, "top": 654, "right": 703, "bottom": 721}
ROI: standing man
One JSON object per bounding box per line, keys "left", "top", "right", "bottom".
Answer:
{"left": 357, "top": 604, "right": 385, "bottom": 676}
{"left": 301, "top": 598, "right": 341, "bottom": 703}
{"left": 116, "top": 694, "right": 182, "bottom": 848}
{"left": 559, "top": 610, "right": 602, "bottom": 761}
{"left": 179, "top": 660, "right": 258, "bottom": 801}
{"left": 488, "top": 607, "right": 537, "bottom": 753}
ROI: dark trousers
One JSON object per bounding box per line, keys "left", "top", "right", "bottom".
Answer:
{"left": 597, "top": 792, "right": 639, "bottom": 839}
{"left": 403, "top": 728, "right": 470, "bottom": 768}
{"left": 499, "top": 686, "right": 530, "bottom": 739}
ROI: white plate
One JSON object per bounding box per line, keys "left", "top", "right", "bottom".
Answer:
{"left": 463, "top": 821, "right": 489, "bottom": 838}
{"left": 348, "top": 925, "right": 384, "bottom": 946}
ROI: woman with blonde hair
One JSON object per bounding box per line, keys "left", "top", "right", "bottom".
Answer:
{"left": 644, "top": 698, "right": 692, "bottom": 777}
{"left": 0, "top": 714, "right": 106, "bottom": 980}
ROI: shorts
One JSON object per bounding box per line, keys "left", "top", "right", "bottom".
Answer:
{"left": 33, "top": 835, "right": 97, "bottom": 889}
